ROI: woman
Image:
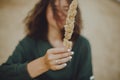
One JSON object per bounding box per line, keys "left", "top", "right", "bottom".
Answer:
{"left": 0, "top": 0, "right": 93, "bottom": 80}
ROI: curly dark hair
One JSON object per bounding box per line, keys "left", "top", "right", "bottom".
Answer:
{"left": 24, "top": 0, "right": 83, "bottom": 42}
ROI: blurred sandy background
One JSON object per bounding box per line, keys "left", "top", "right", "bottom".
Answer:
{"left": 0, "top": 0, "right": 120, "bottom": 80}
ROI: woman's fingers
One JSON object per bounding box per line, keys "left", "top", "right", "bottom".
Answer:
{"left": 56, "top": 51, "right": 74, "bottom": 59}
{"left": 47, "top": 47, "right": 74, "bottom": 60}
{"left": 52, "top": 63, "right": 67, "bottom": 70}
{"left": 44, "top": 47, "right": 74, "bottom": 71}
{"left": 51, "top": 56, "right": 72, "bottom": 65}
{"left": 50, "top": 51, "right": 74, "bottom": 60}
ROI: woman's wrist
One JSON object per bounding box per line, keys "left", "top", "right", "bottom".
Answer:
{"left": 40, "top": 56, "right": 50, "bottom": 71}
{"left": 27, "top": 57, "right": 49, "bottom": 78}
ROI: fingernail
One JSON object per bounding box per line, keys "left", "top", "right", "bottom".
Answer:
{"left": 71, "top": 51, "right": 74, "bottom": 55}
{"left": 69, "top": 56, "right": 72, "bottom": 59}
{"left": 64, "top": 63, "right": 67, "bottom": 66}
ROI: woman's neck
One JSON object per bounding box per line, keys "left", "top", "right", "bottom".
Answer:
{"left": 48, "top": 26, "right": 62, "bottom": 41}
{"left": 47, "top": 25, "right": 64, "bottom": 48}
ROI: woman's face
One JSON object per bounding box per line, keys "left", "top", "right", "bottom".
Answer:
{"left": 46, "top": 0, "right": 69, "bottom": 30}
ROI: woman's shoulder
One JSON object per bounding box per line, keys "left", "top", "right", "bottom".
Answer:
{"left": 18, "top": 35, "right": 37, "bottom": 48}
{"left": 20, "top": 36, "right": 35, "bottom": 43}
{"left": 76, "top": 35, "right": 91, "bottom": 48}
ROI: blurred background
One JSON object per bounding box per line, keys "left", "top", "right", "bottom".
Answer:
{"left": 0, "top": 0, "right": 120, "bottom": 80}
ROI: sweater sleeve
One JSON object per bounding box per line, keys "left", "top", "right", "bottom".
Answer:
{"left": 76, "top": 37, "right": 94, "bottom": 80}
{"left": 0, "top": 41, "right": 32, "bottom": 80}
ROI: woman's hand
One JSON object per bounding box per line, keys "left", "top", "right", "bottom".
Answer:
{"left": 43, "top": 48, "right": 74, "bottom": 71}
{"left": 27, "top": 48, "right": 74, "bottom": 78}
